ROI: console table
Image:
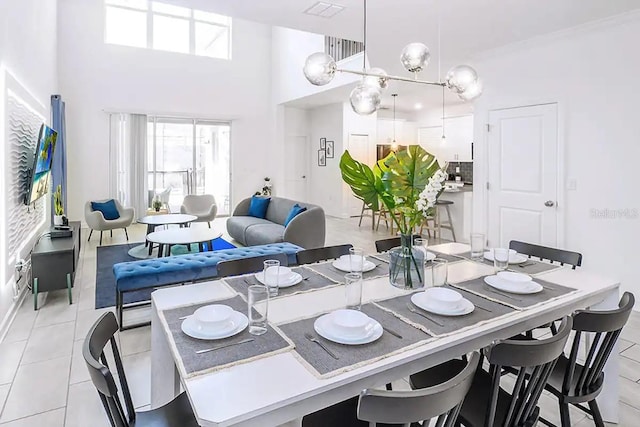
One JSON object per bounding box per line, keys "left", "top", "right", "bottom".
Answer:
{"left": 31, "top": 221, "right": 81, "bottom": 310}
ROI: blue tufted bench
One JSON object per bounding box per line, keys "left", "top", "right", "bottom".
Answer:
{"left": 113, "top": 242, "right": 301, "bottom": 330}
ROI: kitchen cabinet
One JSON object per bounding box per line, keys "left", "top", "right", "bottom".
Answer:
{"left": 418, "top": 115, "right": 473, "bottom": 162}
{"left": 377, "top": 119, "right": 416, "bottom": 145}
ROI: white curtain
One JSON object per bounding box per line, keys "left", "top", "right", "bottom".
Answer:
{"left": 109, "top": 113, "right": 148, "bottom": 218}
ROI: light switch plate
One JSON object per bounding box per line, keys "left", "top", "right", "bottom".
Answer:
{"left": 567, "top": 179, "right": 577, "bottom": 191}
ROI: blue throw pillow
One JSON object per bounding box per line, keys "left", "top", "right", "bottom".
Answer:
{"left": 91, "top": 199, "right": 120, "bottom": 220}
{"left": 284, "top": 203, "right": 307, "bottom": 226}
{"left": 248, "top": 196, "right": 270, "bottom": 219}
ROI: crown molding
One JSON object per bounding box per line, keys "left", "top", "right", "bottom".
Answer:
{"left": 470, "top": 8, "right": 640, "bottom": 61}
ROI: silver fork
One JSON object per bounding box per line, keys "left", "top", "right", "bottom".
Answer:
{"left": 195, "top": 338, "right": 254, "bottom": 354}
{"left": 406, "top": 304, "right": 445, "bottom": 327}
{"left": 304, "top": 333, "right": 339, "bottom": 359}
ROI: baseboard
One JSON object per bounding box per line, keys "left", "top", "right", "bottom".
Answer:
{"left": 0, "top": 284, "right": 28, "bottom": 343}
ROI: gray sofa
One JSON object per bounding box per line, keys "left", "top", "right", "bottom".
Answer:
{"left": 226, "top": 197, "right": 325, "bottom": 249}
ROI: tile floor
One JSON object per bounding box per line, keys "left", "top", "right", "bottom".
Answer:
{"left": 0, "top": 216, "right": 639, "bottom": 426}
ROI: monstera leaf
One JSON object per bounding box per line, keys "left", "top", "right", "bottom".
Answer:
{"left": 381, "top": 145, "right": 440, "bottom": 202}
{"left": 340, "top": 151, "right": 384, "bottom": 211}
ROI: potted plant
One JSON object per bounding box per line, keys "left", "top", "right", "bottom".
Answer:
{"left": 340, "top": 145, "right": 447, "bottom": 289}
{"left": 152, "top": 197, "right": 163, "bottom": 212}
{"left": 53, "top": 185, "right": 64, "bottom": 225}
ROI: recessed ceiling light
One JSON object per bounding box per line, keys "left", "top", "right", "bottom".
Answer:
{"left": 414, "top": 103, "right": 423, "bottom": 110}
{"left": 303, "top": 2, "right": 345, "bottom": 18}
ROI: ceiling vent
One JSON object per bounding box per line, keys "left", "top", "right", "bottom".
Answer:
{"left": 304, "top": 2, "right": 345, "bottom": 18}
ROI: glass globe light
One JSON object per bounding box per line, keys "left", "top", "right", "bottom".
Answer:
{"left": 458, "top": 78, "right": 483, "bottom": 101}
{"left": 363, "top": 67, "right": 389, "bottom": 90}
{"left": 303, "top": 52, "right": 337, "bottom": 86}
{"left": 400, "top": 42, "right": 431, "bottom": 73}
{"left": 349, "top": 83, "right": 381, "bottom": 115}
{"left": 445, "top": 65, "right": 478, "bottom": 94}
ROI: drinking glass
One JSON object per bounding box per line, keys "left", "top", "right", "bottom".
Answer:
{"left": 413, "top": 238, "right": 429, "bottom": 258}
{"left": 493, "top": 248, "right": 510, "bottom": 271}
{"left": 431, "top": 258, "right": 448, "bottom": 287}
{"left": 344, "top": 273, "right": 363, "bottom": 310}
{"left": 470, "top": 233, "right": 485, "bottom": 260}
{"left": 263, "top": 260, "right": 280, "bottom": 297}
{"left": 349, "top": 247, "right": 365, "bottom": 273}
{"left": 247, "top": 285, "right": 268, "bottom": 335}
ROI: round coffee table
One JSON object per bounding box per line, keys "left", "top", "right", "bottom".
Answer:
{"left": 136, "top": 214, "right": 198, "bottom": 257}
{"left": 147, "top": 228, "right": 223, "bottom": 257}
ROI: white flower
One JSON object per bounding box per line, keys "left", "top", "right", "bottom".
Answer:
{"left": 415, "top": 168, "right": 448, "bottom": 217}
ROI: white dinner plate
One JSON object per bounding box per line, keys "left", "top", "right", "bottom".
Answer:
{"left": 483, "top": 249, "right": 528, "bottom": 264}
{"left": 314, "top": 314, "right": 383, "bottom": 345}
{"left": 181, "top": 311, "right": 248, "bottom": 340}
{"left": 254, "top": 271, "right": 302, "bottom": 288}
{"left": 484, "top": 275, "right": 543, "bottom": 295}
{"left": 410, "top": 292, "right": 475, "bottom": 316}
{"left": 332, "top": 259, "right": 377, "bottom": 273}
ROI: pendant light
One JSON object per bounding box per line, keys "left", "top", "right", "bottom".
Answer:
{"left": 302, "top": 0, "right": 483, "bottom": 115}
{"left": 391, "top": 93, "right": 399, "bottom": 152}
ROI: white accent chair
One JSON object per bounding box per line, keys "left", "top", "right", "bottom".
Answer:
{"left": 84, "top": 199, "right": 135, "bottom": 245}
{"left": 180, "top": 194, "right": 217, "bottom": 228}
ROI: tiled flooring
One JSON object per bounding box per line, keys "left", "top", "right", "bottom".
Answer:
{"left": 0, "top": 216, "right": 639, "bottom": 426}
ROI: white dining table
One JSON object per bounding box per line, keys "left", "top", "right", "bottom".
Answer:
{"left": 150, "top": 243, "right": 622, "bottom": 426}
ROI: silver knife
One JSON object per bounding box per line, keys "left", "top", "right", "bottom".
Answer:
{"left": 382, "top": 326, "right": 403, "bottom": 339}
{"left": 196, "top": 338, "right": 254, "bottom": 354}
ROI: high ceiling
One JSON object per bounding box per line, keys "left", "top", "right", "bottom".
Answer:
{"left": 169, "top": 0, "right": 640, "bottom": 111}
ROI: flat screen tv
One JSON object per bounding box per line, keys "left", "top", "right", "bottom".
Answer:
{"left": 24, "top": 124, "right": 58, "bottom": 205}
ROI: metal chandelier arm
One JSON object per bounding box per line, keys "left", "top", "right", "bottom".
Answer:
{"left": 335, "top": 68, "right": 446, "bottom": 87}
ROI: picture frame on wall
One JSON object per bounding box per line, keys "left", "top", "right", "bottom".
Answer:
{"left": 320, "top": 138, "right": 326, "bottom": 150}
{"left": 325, "top": 141, "right": 334, "bottom": 158}
{"left": 318, "top": 149, "right": 326, "bottom": 166}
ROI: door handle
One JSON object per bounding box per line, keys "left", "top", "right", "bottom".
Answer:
{"left": 544, "top": 200, "right": 555, "bottom": 207}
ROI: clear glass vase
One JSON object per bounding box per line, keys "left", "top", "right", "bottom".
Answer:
{"left": 389, "top": 234, "right": 425, "bottom": 290}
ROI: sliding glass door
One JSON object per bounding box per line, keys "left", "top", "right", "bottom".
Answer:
{"left": 147, "top": 118, "right": 231, "bottom": 215}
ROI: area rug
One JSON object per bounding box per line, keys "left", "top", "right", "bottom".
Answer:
{"left": 95, "top": 238, "right": 236, "bottom": 309}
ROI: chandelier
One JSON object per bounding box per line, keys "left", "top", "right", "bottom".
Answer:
{"left": 302, "top": 0, "right": 483, "bottom": 115}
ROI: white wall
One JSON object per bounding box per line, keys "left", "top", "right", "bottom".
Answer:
{"left": 307, "top": 103, "right": 344, "bottom": 217}
{"left": 58, "top": 0, "right": 274, "bottom": 221}
{"left": 471, "top": 13, "right": 640, "bottom": 300}
{"left": 271, "top": 26, "right": 364, "bottom": 105}
{"left": 0, "top": 0, "right": 58, "bottom": 334}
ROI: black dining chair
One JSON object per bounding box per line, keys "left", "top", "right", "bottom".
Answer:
{"left": 411, "top": 316, "right": 573, "bottom": 427}
{"left": 375, "top": 234, "right": 422, "bottom": 253}
{"left": 539, "top": 292, "right": 634, "bottom": 427}
{"left": 216, "top": 253, "right": 290, "bottom": 278}
{"left": 509, "top": 240, "right": 582, "bottom": 269}
{"left": 302, "top": 351, "right": 481, "bottom": 427}
{"left": 296, "top": 244, "right": 353, "bottom": 265}
{"left": 83, "top": 311, "right": 199, "bottom": 427}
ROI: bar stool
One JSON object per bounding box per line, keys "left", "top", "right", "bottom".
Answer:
{"left": 357, "top": 201, "right": 376, "bottom": 229}
{"left": 375, "top": 205, "right": 394, "bottom": 234}
{"left": 419, "top": 199, "right": 457, "bottom": 242}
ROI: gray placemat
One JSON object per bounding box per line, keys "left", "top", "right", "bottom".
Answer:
{"left": 278, "top": 304, "right": 432, "bottom": 378}
{"left": 460, "top": 253, "right": 563, "bottom": 275}
{"left": 160, "top": 295, "right": 293, "bottom": 378}
{"left": 449, "top": 276, "right": 576, "bottom": 310}
{"left": 223, "top": 267, "right": 338, "bottom": 299}
{"left": 306, "top": 260, "right": 389, "bottom": 283}
{"left": 374, "top": 285, "right": 515, "bottom": 336}
{"left": 427, "top": 250, "right": 468, "bottom": 264}
{"left": 372, "top": 251, "right": 465, "bottom": 264}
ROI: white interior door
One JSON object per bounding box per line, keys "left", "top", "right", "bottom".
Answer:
{"left": 487, "top": 104, "right": 559, "bottom": 248}
{"left": 284, "top": 136, "right": 309, "bottom": 201}
{"left": 348, "top": 134, "right": 372, "bottom": 216}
